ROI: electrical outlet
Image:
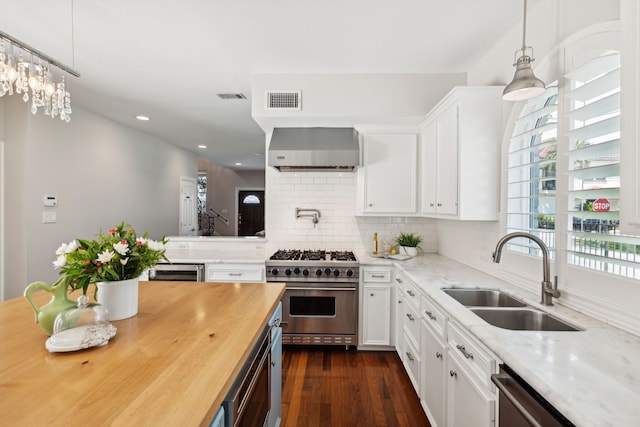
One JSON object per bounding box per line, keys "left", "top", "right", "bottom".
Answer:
{"left": 42, "top": 211, "right": 57, "bottom": 224}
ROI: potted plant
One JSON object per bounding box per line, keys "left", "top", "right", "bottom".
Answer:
{"left": 395, "top": 232, "right": 422, "bottom": 257}
{"left": 52, "top": 222, "right": 168, "bottom": 320}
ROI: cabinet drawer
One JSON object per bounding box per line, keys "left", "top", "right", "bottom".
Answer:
{"left": 447, "top": 321, "right": 497, "bottom": 391}
{"left": 402, "top": 278, "right": 421, "bottom": 309}
{"left": 206, "top": 263, "right": 265, "bottom": 283}
{"left": 403, "top": 331, "right": 421, "bottom": 393}
{"left": 363, "top": 268, "right": 392, "bottom": 283}
{"left": 421, "top": 295, "right": 447, "bottom": 340}
{"left": 403, "top": 299, "right": 420, "bottom": 348}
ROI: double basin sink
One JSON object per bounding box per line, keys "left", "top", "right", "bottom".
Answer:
{"left": 442, "top": 288, "right": 583, "bottom": 332}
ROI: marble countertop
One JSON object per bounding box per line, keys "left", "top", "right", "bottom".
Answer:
{"left": 359, "top": 253, "right": 640, "bottom": 427}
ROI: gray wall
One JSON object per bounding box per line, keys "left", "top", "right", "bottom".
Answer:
{"left": 199, "top": 158, "right": 265, "bottom": 236}
{"left": 1, "top": 96, "right": 198, "bottom": 300}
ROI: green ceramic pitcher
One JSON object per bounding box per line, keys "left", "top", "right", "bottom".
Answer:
{"left": 24, "top": 276, "right": 76, "bottom": 336}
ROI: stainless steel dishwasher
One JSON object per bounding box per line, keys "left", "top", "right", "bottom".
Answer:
{"left": 492, "top": 365, "right": 575, "bottom": 427}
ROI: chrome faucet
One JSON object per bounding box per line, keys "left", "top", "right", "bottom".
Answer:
{"left": 492, "top": 232, "right": 561, "bottom": 306}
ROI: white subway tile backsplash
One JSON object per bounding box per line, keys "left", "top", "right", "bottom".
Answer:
{"left": 265, "top": 169, "right": 436, "bottom": 253}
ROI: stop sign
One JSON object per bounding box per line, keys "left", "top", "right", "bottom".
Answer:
{"left": 593, "top": 198, "right": 611, "bottom": 212}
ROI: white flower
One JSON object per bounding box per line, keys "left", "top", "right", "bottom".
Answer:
{"left": 137, "top": 237, "right": 148, "bottom": 245}
{"left": 120, "top": 257, "right": 129, "bottom": 266}
{"left": 147, "top": 239, "right": 165, "bottom": 251}
{"left": 52, "top": 254, "right": 67, "bottom": 269}
{"left": 55, "top": 240, "right": 79, "bottom": 256}
{"left": 113, "top": 241, "right": 129, "bottom": 256}
{"left": 97, "top": 250, "right": 115, "bottom": 263}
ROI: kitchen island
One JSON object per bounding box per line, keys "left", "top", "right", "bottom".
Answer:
{"left": 0, "top": 281, "right": 285, "bottom": 426}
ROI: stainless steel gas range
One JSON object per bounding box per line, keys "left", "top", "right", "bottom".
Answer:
{"left": 266, "top": 249, "right": 359, "bottom": 347}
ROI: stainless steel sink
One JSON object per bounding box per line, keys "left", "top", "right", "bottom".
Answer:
{"left": 470, "top": 307, "right": 583, "bottom": 332}
{"left": 442, "top": 288, "right": 527, "bottom": 307}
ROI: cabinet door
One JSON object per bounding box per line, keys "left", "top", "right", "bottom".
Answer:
{"left": 362, "top": 285, "right": 391, "bottom": 345}
{"left": 362, "top": 133, "right": 417, "bottom": 214}
{"left": 269, "top": 327, "right": 282, "bottom": 427}
{"left": 421, "top": 120, "right": 438, "bottom": 214}
{"left": 436, "top": 105, "right": 459, "bottom": 216}
{"left": 446, "top": 355, "right": 495, "bottom": 427}
{"left": 421, "top": 320, "right": 447, "bottom": 427}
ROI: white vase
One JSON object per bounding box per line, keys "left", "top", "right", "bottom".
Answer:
{"left": 96, "top": 277, "right": 139, "bottom": 321}
{"left": 400, "top": 246, "right": 418, "bottom": 257}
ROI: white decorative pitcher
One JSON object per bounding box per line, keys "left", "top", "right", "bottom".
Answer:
{"left": 96, "top": 277, "right": 139, "bottom": 320}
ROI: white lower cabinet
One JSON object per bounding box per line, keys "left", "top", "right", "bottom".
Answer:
{"left": 445, "top": 320, "right": 497, "bottom": 427}
{"left": 205, "top": 262, "right": 265, "bottom": 283}
{"left": 359, "top": 266, "right": 393, "bottom": 347}
{"left": 420, "top": 312, "right": 447, "bottom": 427}
{"left": 446, "top": 353, "right": 495, "bottom": 427}
{"left": 402, "top": 331, "right": 421, "bottom": 392}
{"left": 362, "top": 285, "right": 391, "bottom": 345}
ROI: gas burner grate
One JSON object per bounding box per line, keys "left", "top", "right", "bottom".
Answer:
{"left": 301, "top": 250, "right": 327, "bottom": 261}
{"left": 330, "top": 251, "right": 357, "bottom": 262}
{"left": 269, "top": 249, "right": 357, "bottom": 262}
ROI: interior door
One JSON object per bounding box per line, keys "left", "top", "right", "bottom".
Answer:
{"left": 237, "top": 190, "right": 264, "bottom": 236}
{"left": 179, "top": 176, "right": 198, "bottom": 236}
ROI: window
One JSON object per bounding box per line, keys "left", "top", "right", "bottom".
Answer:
{"left": 506, "top": 84, "right": 558, "bottom": 257}
{"left": 566, "top": 52, "right": 640, "bottom": 278}
{"left": 506, "top": 42, "right": 640, "bottom": 280}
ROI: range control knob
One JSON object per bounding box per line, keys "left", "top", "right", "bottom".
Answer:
{"left": 324, "top": 268, "right": 332, "bottom": 275}
{"left": 285, "top": 268, "right": 292, "bottom": 276}
{"left": 316, "top": 269, "right": 323, "bottom": 276}
{"left": 293, "top": 267, "right": 301, "bottom": 275}
{"left": 333, "top": 269, "right": 340, "bottom": 277}
{"left": 302, "top": 269, "right": 309, "bottom": 276}
{"left": 346, "top": 269, "right": 354, "bottom": 277}
{"left": 270, "top": 268, "right": 279, "bottom": 275}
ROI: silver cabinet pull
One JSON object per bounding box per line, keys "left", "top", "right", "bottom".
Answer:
{"left": 370, "top": 293, "right": 375, "bottom": 297}
{"left": 406, "top": 313, "right": 415, "bottom": 321}
{"left": 406, "top": 290, "right": 415, "bottom": 297}
{"left": 371, "top": 274, "right": 385, "bottom": 278}
{"left": 456, "top": 344, "right": 474, "bottom": 359}
{"left": 436, "top": 352, "right": 443, "bottom": 359}
{"left": 425, "top": 310, "right": 437, "bottom": 321}
{"left": 395, "top": 278, "right": 402, "bottom": 283}
{"left": 228, "top": 272, "right": 242, "bottom": 276}
{"left": 406, "top": 352, "right": 415, "bottom": 362}
{"left": 449, "top": 370, "right": 457, "bottom": 378}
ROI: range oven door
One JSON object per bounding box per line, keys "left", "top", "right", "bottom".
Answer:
{"left": 281, "top": 286, "right": 357, "bottom": 335}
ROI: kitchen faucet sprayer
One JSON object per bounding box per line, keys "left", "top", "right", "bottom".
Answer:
{"left": 492, "top": 232, "right": 561, "bottom": 306}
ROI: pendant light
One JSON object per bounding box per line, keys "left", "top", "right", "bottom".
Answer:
{"left": 503, "top": 0, "right": 545, "bottom": 101}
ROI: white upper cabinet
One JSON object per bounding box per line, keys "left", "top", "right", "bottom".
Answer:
{"left": 420, "top": 86, "right": 503, "bottom": 220}
{"left": 356, "top": 129, "right": 418, "bottom": 215}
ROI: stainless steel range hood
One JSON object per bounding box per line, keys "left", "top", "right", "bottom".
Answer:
{"left": 268, "top": 127, "right": 360, "bottom": 172}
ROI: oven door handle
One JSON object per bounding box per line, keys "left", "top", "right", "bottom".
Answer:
{"left": 286, "top": 286, "right": 356, "bottom": 291}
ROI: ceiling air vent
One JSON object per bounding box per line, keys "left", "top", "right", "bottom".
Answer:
{"left": 217, "top": 93, "right": 247, "bottom": 100}
{"left": 265, "top": 90, "right": 301, "bottom": 111}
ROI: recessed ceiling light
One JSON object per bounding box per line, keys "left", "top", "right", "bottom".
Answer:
{"left": 198, "top": 145, "right": 207, "bottom": 149}
{"left": 135, "top": 115, "right": 150, "bottom": 121}
{"left": 235, "top": 162, "right": 242, "bottom": 166}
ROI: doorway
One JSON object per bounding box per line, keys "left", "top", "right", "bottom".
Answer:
{"left": 237, "top": 190, "right": 265, "bottom": 236}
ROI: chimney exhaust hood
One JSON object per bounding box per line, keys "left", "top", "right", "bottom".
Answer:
{"left": 268, "top": 127, "right": 360, "bottom": 172}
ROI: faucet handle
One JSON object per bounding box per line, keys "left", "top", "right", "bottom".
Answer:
{"left": 546, "top": 275, "right": 561, "bottom": 298}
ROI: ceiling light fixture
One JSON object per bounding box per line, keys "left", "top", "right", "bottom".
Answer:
{"left": 502, "top": 0, "right": 545, "bottom": 101}
{"left": 135, "top": 115, "right": 150, "bottom": 121}
{"left": 0, "top": 30, "right": 79, "bottom": 121}
{"left": 198, "top": 145, "right": 207, "bottom": 149}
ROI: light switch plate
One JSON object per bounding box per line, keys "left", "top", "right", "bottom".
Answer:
{"left": 42, "top": 211, "right": 57, "bottom": 224}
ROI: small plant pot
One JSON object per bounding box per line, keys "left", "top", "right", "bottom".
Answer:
{"left": 400, "top": 246, "right": 418, "bottom": 257}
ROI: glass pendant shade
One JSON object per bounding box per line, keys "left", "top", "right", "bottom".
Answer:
{"left": 503, "top": 54, "right": 546, "bottom": 101}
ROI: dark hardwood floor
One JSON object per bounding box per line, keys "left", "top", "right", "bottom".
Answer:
{"left": 281, "top": 346, "right": 431, "bottom": 427}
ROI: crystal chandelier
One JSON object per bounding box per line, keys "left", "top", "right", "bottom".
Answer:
{"left": 0, "top": 31, "right": 80, "bottom": 122}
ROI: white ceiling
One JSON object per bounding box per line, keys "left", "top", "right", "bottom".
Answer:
{"left": 0, "top": 0, "right": 523, "bottom": 170}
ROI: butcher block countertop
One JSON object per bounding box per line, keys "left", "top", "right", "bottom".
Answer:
{"left": 0, "top": 281, "right": 286, "bottom": 427}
